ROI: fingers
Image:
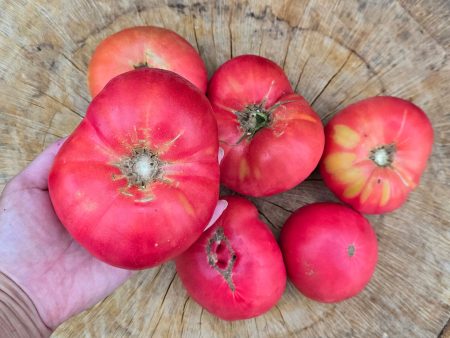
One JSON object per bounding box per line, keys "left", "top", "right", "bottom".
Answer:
{"left": 204, "top": 199, "right": 228, "bottom": 231}
{"left": 203, "top": 148, "right": 227, "bottom": 231}
{"left": 17, "top": 137, "right": 67, "bottom": 190}
{"left": 218, "top": 147, "right": 224, "bottom": 164}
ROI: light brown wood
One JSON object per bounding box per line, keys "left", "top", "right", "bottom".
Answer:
{"left": 1, "top": 0, "right": 449, "bottom": 337}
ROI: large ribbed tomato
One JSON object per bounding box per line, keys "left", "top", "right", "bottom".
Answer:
{"left": 320, "top": 96, "right": 433, "bottom": 214}
{"left": 175, "top": 196, "right": 286, "bottom": 320}
{"left": 280, "top": 203, "right": 378, "bottom": 303}
{"left": 88, "top": 26, "right": 207, "bottom": 97}
{"left": 49, "top": 68, "right": 219, "bottom": 269}
{"left": 207, "top": 55, "right": 325, "bottom": 197}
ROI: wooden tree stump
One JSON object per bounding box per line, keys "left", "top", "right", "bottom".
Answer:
{"left": 1, "top": 0, "right": 449, "bottom": 337}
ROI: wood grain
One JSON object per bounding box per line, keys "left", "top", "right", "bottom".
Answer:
{"left": 0, "top": 0, "right": 449, "bottom": 337}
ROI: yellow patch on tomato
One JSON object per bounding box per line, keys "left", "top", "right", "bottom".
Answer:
{"left": 144, "top": 49, "right": 169, "bottom": 69}
{"left": 380, "top": 180, "right": 391, "bottom": 206}
{"left": 336, "top": 167, "right": 364, "bottom": 185}
{"left": 239, "top": 158, "right": 250, "bottom": 181}
{"left": 204, "top": 145, "right": 217, "bottom": 156}
{"left": 343, "top": 177, "right": 366, "bottom": 198}
{"left": 178, "top": 192, "right": 195, "bottom": 216}
{"left": 393, "top": 167, "right": 416, "bottom": 189}
{"left": 297, "top": 113, "right": 318, "bottom": 123}
{"left": 323, "top": 152, "right": 356, "bottom": 173}
{"left": 226, "top": 77, "right": 243, "bottom": 94}
{"left": 253, "top": 166, "right": 262, "bottom": 180}
{"left": 360, "top": 180, "right": 373, "bottom": 204}
{"left": 333, "top": 124, "right": 360, "bottom": 149}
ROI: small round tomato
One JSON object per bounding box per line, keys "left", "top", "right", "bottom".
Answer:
{"left": 175, "top": 196, "right": 286, "bottom": 320}
{"left": 49, "top": 68, "right": 219, "bottom": 269}
{"left": 88, "top": 26, "right": 207, "bottom": 97}
{"left": 320, "top": 96, "right": 433, "bottom": 214}
{"left": 280, "top": 202, "right": 378, "bottom": 303}
{"left": 207, "top": 55, "right": 325, "bottom": 197}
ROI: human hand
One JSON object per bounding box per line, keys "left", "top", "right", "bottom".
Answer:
{"left": 0, "top": 139, "right": 134, "bottom": 329}
{"left": 0, "top": 139, "right": 227, "bottom": 330}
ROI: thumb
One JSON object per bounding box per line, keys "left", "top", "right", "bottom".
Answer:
{"left": 218, "top": 147, "right": 224, "bottom": 164}
{"left": 17, "top": 137, "right": 67, "bottom": 190}
{"left": 204, "top": 199, "right": 228, "bottom": 231}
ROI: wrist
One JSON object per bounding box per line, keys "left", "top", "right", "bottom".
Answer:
{"left": 0, "top": 271, "right": 52, "bottom": 338}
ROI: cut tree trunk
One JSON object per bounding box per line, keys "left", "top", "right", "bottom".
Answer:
{"left": 0, "top": 0, "right": 449, "bottom": 337}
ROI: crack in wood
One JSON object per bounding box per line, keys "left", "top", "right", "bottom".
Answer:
{"left": 147, "top": 266, "right": 163, "bottom": 288}
{"left": 228, "top": 4, "right": 234, "bottom": 59}
{"left": 41, "top": 109, "right": 59, "bottom": 148}
{"left": 60, "top": 52, "right": 86, "bottom": 76}
{"left": 311, "top": 51, "right": 352, "bottom": 107}
{"left": 260, "top": 198, "right": 294, "bottom": 213}
{"left": 122, "top": 272, "right": 147, "bottom": 306}
{"left": 199, "top": 307, "right": 204, "bottom": 334}
{"left": 158, "top": 270, "right": 177, "bottom": 312}
{"left": 253, "top": 316, "right": 258, "bottom": 332}
{"left": 179, "top": 296, "right": 190, "bottom": 336}
{"left": 281, "top": 29, "right": 293, "bottom": 70}
{"left": 438, "top": 317, "right": 450, "bottom": 337}
{"left": 37, "top": 90, "right": 84, "bottom": 119}
{"left": 190, "top": 15, "right": 201, "bottom": 53}
{"left": 3, "top": 112, "right": 64, "bottom": 139}
{"left": 29, "top": 101, "right": 46, "bottom": 110}
{"left": 294, "top": 56, "right": 310, "bottom": 92}
{"left": 275, "top": 304, "right": 293, "bottom": 335}
{"left": 258, "top": 209, "right": 280, "bottom": 230}
{"left": 211, "top": 5, "right": 217, "bottom": 61}
{"left": 149, "top": 269, "right": 177, "bottom": 336}
{"left": 151, "top": 312, "right": 165, "bottom": 336}
{"left": 293, "top": 304, "right": 337, "bottom": 335}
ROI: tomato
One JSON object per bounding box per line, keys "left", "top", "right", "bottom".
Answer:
{"left": 88, "top": 26, "right": 207, "bottom": 97}
{"left": 49, "top": 68, "right": 219, "bottom": 269}
{"left": 280, "top": 203, "right": 378, "bottom": 303}
{"left": 320, "top": 96, "right": 433, "bottom": 214}
{"left": 175, "top": 196, "right": 286, "bottom": 320}
{"left": 207, "top": 55, "right": 325, "bottom": 197}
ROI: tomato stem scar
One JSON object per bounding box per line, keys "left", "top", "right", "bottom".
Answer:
{"left": 348, "top": 244, "right": 355, "bottom": 257}
{"left": 116, "top": 146, "right": 163, "bottom": 189}
{"left": 206, "top": 227, "right": 237, "bottom": 291}
{"left": 369, "top": 144, "right": 396, "bottom": 167}
{"left": 133, "top": 61, "right": 148, "bottom": 69}
{"left": 236, "top": 99, "right": 297, "bottom": 143}
{"left": 237, "top": 103, "right": 270, "bottom": 142}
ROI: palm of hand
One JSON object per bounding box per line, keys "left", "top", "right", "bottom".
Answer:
{"left": 0, "top": 140, "right": 132, "bottom": 329}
